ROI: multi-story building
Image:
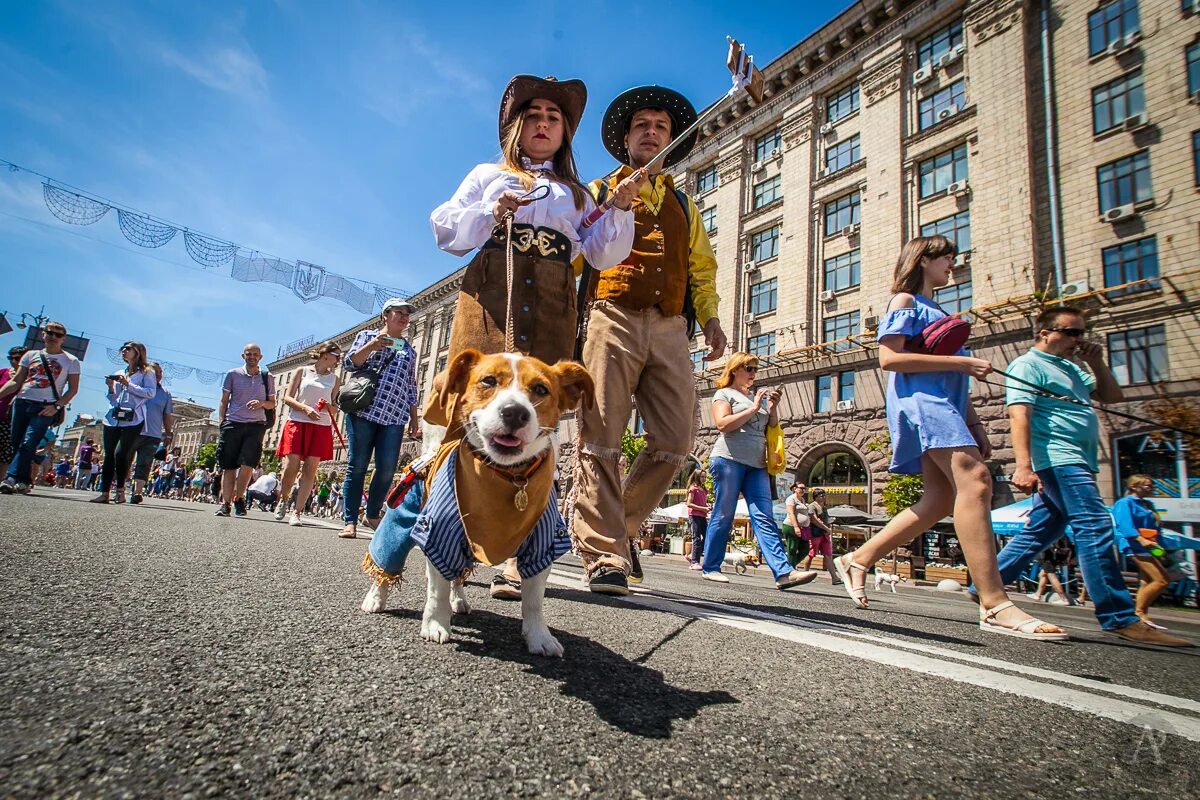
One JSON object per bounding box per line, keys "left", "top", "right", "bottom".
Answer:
{"left": 264, "top": 269, "right": 464, "bottom": 470}
{"left": 665, "top": 0, "right": 1198, "bottom": 525}
{"left": 57, "top": 415, "right": 103, "bottom": 461}
{"left": 175, "top": 417, "right": 220, "bottom": 465}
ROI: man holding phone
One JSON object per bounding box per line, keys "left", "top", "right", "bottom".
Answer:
{"left": 214, "top": 343, "right": 275, "bottom": 517}
{"left": 982, "top": 306, "right": 1189, "bottom": 647}
{"left": 0, "top": 321, "right": 80, "bottom": 494}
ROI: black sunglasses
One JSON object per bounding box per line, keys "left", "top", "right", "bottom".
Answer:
{"left": 43, "top": 330, "right": 65, "bottom": 339}
{"left": 120, "top": 344, "right": 135, "bottom": 352}
{"left": 742, "top": 366, "right": 758, "bottom": 373}
{"left": 1048, "top": 327, "right": 1087, "bottom": 337}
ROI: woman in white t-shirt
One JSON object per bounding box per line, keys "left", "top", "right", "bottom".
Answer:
{"left": 274, "top": 341, "right": 341, "bottom": 527}
{"left": 699, "top": 352, "right": 819, "bottom": 591}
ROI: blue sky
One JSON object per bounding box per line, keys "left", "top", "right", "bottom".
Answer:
{"left": 1, "top": 0, "right": 837, "bottom": 419}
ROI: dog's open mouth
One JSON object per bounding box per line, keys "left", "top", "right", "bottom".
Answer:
{"left": 488, "top": 433, "right": 524, "bottom": 454}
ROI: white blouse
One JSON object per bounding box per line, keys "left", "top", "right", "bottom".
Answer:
{"left": 430, "top": 158, "right": 634, "bottom": 268}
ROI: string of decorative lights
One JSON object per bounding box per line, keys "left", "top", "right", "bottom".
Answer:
{"left": 103, "top": 347, "right": 227, "bottom": 386}
{"left": 2, "top": 159, "right": 412, "bottom": 314}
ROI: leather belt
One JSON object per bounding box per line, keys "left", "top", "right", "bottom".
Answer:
{"left": 484, "top": 224, "right": 571, "bottom": 264}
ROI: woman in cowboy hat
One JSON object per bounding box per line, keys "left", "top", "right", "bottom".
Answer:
{"left": 430, "top": 75, "right": 644, "bottom": 369}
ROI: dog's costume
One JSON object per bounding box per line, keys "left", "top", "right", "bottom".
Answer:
{"left": 426, "top": 74, "right": 634, "bottom": 433}
{"left": 571, "top": 86, "right": 722, "bottom": 577}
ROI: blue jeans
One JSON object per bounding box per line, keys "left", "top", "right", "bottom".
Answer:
{"left": 342, "top": 414, "right": 405, "bottom": 523}
{"left": 7, "top": 399, "right": 55, "bottom": 485}
{"left": 368, "top": 479, "right": 423, "bottom": 577}
{"left": 701, "top": 456, "right": 793, "bottom": 580}
{"left": 984, "top": 463, "right": 1139, "bottom": 631}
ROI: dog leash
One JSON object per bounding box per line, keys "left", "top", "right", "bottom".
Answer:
{"left": 497, "top": 184, "right": 551, "bottom": 354}
{"left": 984, "top": 369, "right": 1200, "bottom": 438}
{"left": 315, "top": 398, "right": 347, "bottom": 451}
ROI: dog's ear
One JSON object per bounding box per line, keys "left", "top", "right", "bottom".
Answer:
{"left": 552, "top": 361, "right": 595, "bottom": 412}
{"left": 424, "top": 349, "right": 482, "bottom": 427}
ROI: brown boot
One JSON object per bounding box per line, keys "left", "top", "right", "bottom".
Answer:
{"left": 1111, "top": 621, "right": 1194, "bottom": 647}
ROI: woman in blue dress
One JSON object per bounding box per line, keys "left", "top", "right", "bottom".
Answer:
{"left": 833, "top": 235, "right": 1066, "bottom": 641}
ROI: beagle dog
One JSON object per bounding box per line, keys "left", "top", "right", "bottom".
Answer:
{"left": 362, "top": 349, "right": 593, "bottom": 658}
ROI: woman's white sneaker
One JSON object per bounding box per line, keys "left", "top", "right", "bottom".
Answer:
{"left": 288, "top": 512, "right": 303, "bottom": 527}
{"left": 274, "top": 507, "right": 287, "bottom": 522}
{"left": 701, "top": 571, "right": 730, "bottom": 583}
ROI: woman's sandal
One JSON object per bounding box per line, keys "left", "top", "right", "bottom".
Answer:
{"left": 979, "top": 600, "right": 1069, "bottom": 641}
{"left": 338, "top": 523, "right": 357, "bottom": 539}
{"left": 833, "top": 552, "right": 870, "bottom": 609}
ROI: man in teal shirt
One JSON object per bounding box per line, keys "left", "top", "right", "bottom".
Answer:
{"left": 985, "top": 306, "right": 1189, "bottom": 646}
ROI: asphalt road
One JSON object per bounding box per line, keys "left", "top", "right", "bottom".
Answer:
{"left": 3, "top": 488, "right": 1199, "bottom": 799}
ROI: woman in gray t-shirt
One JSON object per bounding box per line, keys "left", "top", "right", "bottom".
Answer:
{"left": 699, "top": 353, "right": 818, "bottom": 590}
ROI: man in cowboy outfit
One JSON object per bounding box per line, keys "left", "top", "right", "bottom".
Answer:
{"left": 573, "top": 85, "right": 727, "bottom": 595}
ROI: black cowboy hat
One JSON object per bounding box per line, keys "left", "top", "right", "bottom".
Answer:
{"left": 601, "top": 85, "right": 698, "bottom": 168}
{"left": 498, "top": 75, "right": 587, "bottom": 144}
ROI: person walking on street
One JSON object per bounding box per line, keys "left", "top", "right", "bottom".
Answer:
{"left": 341, "top": 300, "right": 419, "bottom": 538}
{"left": 274, "top": 341, "right": 341, "bottom": 527}
{"left": 74, "top": 437, "right": 96, "bottom": 490}
{"left": 831, "top": 237, "right": 1067, "bottom": 641}
{"left": 973, "top": 308, "right": 1189, "bottom": 646}
{"left": 188, "top": 465, "right": 208, "bottom": 501}
{"left": 128, "top": 362, "right": 173, "bottom": 504}
{"left": 1113, "top": 475, "right": 1176, "bottom": 632}
{"left": 0, "top": 346, "right": 28, "bottom": 481}
{"left": 571, "top": 85, "right": 727, "bottom": 597}
{"left": 782, "top": 482, "right": 810, "bottom": 568}
{"left": 1026, "top": 538, "right": 1073, "bottom": 605}
{"left": 53, "top": 456, "right": 72, "bottom": 487}
{"left": 214, "top": 344, "right": 275, "bottom": 518}
{"left": 699, "top": 353, "right": 818, "bottom": 590}
{"left": 92, "top": 341, "right": 157, "bottom": 504}
{"left": 685, "top": 468, "right": 709, "bottom": 570}
{"left": 0, "top": 324, "right": 80, "bottom": 494}
{"left": 802, "top": 488, "right": 840, "bottom": 584}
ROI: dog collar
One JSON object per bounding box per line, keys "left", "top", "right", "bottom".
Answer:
{"left": 472, "top": 448, "right": 550, "bottom": 512}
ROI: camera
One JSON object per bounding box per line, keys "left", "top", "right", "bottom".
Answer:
{"left": 105, "top": 373, "right": 124, "bottom": 381}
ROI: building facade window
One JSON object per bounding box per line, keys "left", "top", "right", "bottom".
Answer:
{"left": 441, "top": 314, "right": 455, "bottom": 348}
{"left": 823, "top": 311, "right": 860, "bottom": 352}
{"left": 1102, "top": 235, "right": 1159, "bottom": 292}
{"left": 920, "top": 209, "right": 971, "bottom": 252}
{"left": 917, "top": 19, "right": 964, "bottom": 67}
{"left": 754, "top": 129, "right": 782, "bottom": 162}
{"left": 1092, "top": 70, "right": 1144, "bottom": 134}
{"left": 1088, "top": 0, "right": 1140, "bottom": 57}
{"left": 919, "top": 81, "right": 967, "bottom": 131}
{"left": 435, "top": 354, "right": 447, "bottom": 374}
{"left": 815, "top": 375, "right": 832, "bottom": 413}
{"left": 1096, "top": 150, "right": 1152, "bottom": 212}
{"left": 1194, "top": 131, "right": 1200, "bottom": 186}
{"left": 752, "top": 174, "right": 782, "bottom": 209}
{"left": 826, "top": 83, "right": 860, "bottom": 122}
{"left": 690, "top": 350, "right": 706, "bottom": 373}
{"left": 918, "top": 143, "right": 969, "bottom": 198}
{"left": 808, "top": 450, "right": 870, "bottom": 511}
{"left": 933, "top": 281, "right": 973, "bottom": 314}
{"left": 1108, "top": 325, "right": 1167, "bottom": 385}
{"left": 1189, "top": 42, "right": 1200, "bottom": 95}
{"left": 697, "top": 164, "right": 719, "bottom": 194}
{"left": 838, "top": 370, "right": 856, "bottom": 404}
{"left": 748, "top": 278, "right": 778, "bottom": 315}
{"left": 824, "top": 192, "right": 861, "bottom": 236}
{"left": 825, "top": 134, "right": 862, "bottom": 174}
{"left": 750, "top": 225, "right": 780, "bottom": 262}
{"left": 701, "top": 205, "right": 717, "bottom": 234}
{"left": 747, "top": 332, "right": 776, "bottom": 357}
{"left": 823, "top": 250, "right": 861, "bottom": 293}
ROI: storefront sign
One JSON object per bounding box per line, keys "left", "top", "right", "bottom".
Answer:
{"left": 1152, "top": 498, "right": 1200, "bottom": 524}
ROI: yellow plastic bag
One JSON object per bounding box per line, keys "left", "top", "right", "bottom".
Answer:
{"left": 766, "top": 422, "right": 786, "bottom": 476}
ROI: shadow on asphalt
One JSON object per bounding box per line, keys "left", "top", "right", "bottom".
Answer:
{"left": 449, "top": 609, "right": 739, "bottom": 739}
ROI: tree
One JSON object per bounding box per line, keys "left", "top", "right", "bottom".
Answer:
{"left": 881, "top": 473, "right": 924, "bottom": 517}
{"left": 620, "top": 428, "right": 646, "bottom": 474}
{"left": 260, "top": 451, "right": 282, "bottom": 475}
{"left": 194, "top": 442, "right": 218, "bottom": 470}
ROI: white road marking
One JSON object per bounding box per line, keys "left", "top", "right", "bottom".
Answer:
{"left": 548, "top": 571, "right": 1200, "bottom": 742}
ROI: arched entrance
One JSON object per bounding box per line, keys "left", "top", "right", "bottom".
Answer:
{"left": 797, "top": 443, "right": 871, "bottom": 512}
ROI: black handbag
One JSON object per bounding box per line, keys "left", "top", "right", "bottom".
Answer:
{"left": 337, "top": 346, "right": 396, "bottom": 414}
{"left": 38, "top": 353, "right": 66, "bottom": 426}
{"left": 259, "top": 372, "right": 276, "bottom": 427}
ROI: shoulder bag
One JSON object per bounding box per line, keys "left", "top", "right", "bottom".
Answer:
{"left": 259, "top": 371, "right": 276, "bottom": 427}
{"left": 337, "top": 344, "right": 397, "bottom": 415}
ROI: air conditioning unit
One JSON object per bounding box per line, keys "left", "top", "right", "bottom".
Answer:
{"left": 769, "top": 147, "right": 781, "bottom": 159}
{"left": 947, "top": 179, "right": 969, "bottom": 196}
{"left": 937, "top": 104, "right": 960, "bottom": 122}
{"left": 841, "top": 223, "right": 860, "bottom": 238}
{"left": 1059, "top": 279, "right": 1091, "bottom": 297}
{"left": 820, "top": 122, "right": 836, "bottom": 136}
{"left": 1107, "top": 31, "right": 1140, "bottom": 55}
{"left": 745, "top": 312, "right": 756, "bottom": 324}
{"left": 954, "top": 252, "right": 969, "bottom": 267}
{"left": 1101, "top": 203, "right": 1136, "bottom": 223}
{"left": 1122, "top": 112, "right": 1149, "bottom": 131}
{"left": 819, "top": 289, "right": 836, "bottom": 302}
{"left": 695, "top": 195, "right": 705, "bottom": 209}
{"left": 912, "top": 66, "right": 933, "bottom": 86}
{"left": 863, "top": 314, "right": 880, "bottom": 330}
{"left": 836, "top": 399, "right": 855, "bottom": 411}
{"left": 751, "top": 161, "right": 765, "bottom": 173}
{"left": 817, "top": 167, "right": 828, "bottom": 179}
{"left": 937, "top": 44, "right": 965, "bottom": 69}
{"left": 743, "top": 260, "right": 759, "bottom": 273}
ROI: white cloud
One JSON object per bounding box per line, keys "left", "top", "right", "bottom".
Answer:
{"left": 156, "top": 42, "right": 270, "bottom": 102}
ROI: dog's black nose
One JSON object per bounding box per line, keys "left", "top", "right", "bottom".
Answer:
{"left": 498, "top": 402, "right": 530, "bottom": 430}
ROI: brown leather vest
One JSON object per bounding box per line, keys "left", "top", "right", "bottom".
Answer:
{"left": 594, "top": 175, "right": 690, "bottom": 317}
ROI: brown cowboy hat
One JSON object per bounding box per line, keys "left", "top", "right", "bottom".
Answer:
{"left": 498, "top": 75, "right": 587, "bottom": 144}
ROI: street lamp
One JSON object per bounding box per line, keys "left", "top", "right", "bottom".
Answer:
{"left": 14, "top": 307, "right": 49, "bottom": 330}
